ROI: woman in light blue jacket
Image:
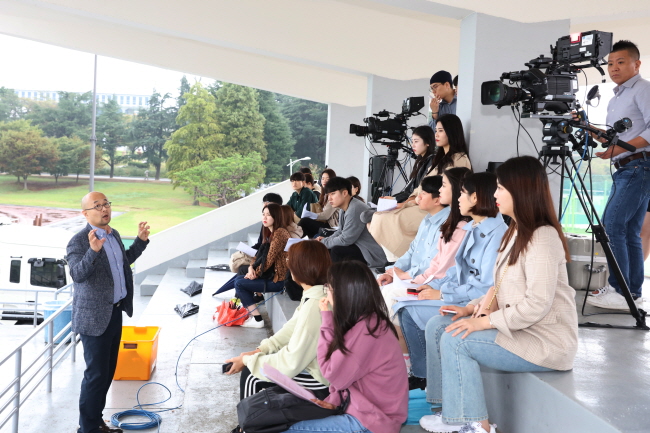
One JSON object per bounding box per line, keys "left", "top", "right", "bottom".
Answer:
{"left": 397, "top": 172, "right": 507, "bottom": 383}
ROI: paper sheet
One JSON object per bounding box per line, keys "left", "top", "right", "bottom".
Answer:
{"left": 377, "top": 198, "right": 398, "bottom": 212}
{"left": 302, "top": 203, "right": 318, "bottom": 220}
{"left": 236, "top": 242, "right": 257, "bottom": 257}
{"left": 392, "top": 276, "right": 420, "bottom": 290}
{"left": 368, "top": 202, "right": 378, "bottom": 209}
{"left": 262, "top": 364, "right": 320, "bottom": 406}
{"left": 393, "top": 296, "right": 419, "bottom": 302}
{"left": 284, "top": 237, "right": 304, "bottom": 252}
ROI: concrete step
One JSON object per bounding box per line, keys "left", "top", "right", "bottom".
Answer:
{"left": 227, "top": 241, "right": 240, "bottom": 256}
{"left": 203, "top": 249, "right": 236, "bottom": 299}
{"left": 247, "top": 232, "right": 259, "bottom": 247}
{"left": 140, "top": 273, "right": 164, "bottom": 296}
{"left": 141, "top": 267, "right": 204, "bottom": 317}
{"left": 186, "top": 258, "right": 208, "bottom": 279}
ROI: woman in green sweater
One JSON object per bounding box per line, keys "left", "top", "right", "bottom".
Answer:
{"left": 225, "top": 240, "right": 331, "bottom": 400}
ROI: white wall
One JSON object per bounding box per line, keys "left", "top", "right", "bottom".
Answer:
{"left": 326, "top": 104, "right": 367, "bottom": 181}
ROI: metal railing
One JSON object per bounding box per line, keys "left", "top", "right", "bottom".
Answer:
{"left": 0, "top": 284, "right": 79, "bottom": 433}
{"left": 1, "top": 285, "right": 73, "bottom": 327}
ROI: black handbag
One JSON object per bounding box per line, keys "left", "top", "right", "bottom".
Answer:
{"left": 237, "top": 386, "right": 350, "bottom": 433}
{"left": 283, "top": 270, "right": 303, "bottom": 301}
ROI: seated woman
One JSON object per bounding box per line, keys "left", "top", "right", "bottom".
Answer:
{"left": 304, "top": 173, "right": 321, "bottom": 200}
{"left": 398, "top": 171, "right": 507, "bottom": 387}
{"left": 368, "top": 116, "right": 472, "bottom": 259}
{"left": 233, "top": 203, "right": 291, "bottom": 328}
{"left": 419, "top": 156, "right": 578, "bottom": 433}
{"left": 298, "top": 168, "right": 338, "bottom": 238}
{"left": 225, "top": 241, "right": 331, "bottom": 407}
{"left": 282, "top": 261, "right": 408, "bottom": 433}
{"left": 281, "top": 205, "right": 304, "bottom": 238}
{"left": 346, "top": 176, "right": 365, "bottom": 202}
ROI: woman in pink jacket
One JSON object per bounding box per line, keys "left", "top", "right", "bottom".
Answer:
{"left": 283, "top": 261, "right": 409, "bottom": 433}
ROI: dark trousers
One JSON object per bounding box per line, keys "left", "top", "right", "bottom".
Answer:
{"left": 79, "top": 305, "right": 123, "bottom": 433}
{"left": 330, "top": 244, "right": 366, "bottom": 264}
{"left": 234, "top": 276, "right": 285, "bottom": 307}
{"left": 298, "top": 218, "right": 329, "bottom": 238}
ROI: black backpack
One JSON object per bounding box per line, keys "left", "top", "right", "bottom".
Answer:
{"left": 237, "top": 386, "right": 349, "bottom": 433}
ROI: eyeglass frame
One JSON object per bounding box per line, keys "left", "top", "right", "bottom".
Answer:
{"left": 84, "top": 201, "right": 112, "bottom": 212}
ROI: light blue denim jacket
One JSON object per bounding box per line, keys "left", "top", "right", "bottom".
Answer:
{"left": 395, "top": 213, "right": 507, "bottom": 329}
{"left": 388, "top": 207, "right": 451, "bottom": 278}
{"left": 429, "top": 213, "right": 508, "bottom": 304}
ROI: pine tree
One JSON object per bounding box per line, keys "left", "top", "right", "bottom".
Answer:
{"left": 258, "top": 91, "right": 295, "bottom": 182}
{"left": 276, "top": 95, "right": 327, "bottom": 168}
{"left": 214, "top": 83, "right": 267, "bottom": 160}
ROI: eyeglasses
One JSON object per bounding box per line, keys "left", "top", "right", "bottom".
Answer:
{"left": 323, "top": 283, "right": 331, "bottom": 295}
{"left": 84, "top": 202, "right": 112, "bottom": 212}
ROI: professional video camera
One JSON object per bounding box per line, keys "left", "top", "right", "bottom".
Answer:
{"left": 481, "top": 30, "right": 612, "bottom": 118}
{"left": 349, "top": 96, "right": 424, "bottom": 143}
{"left": 349, "top": 96, "right": 425, "bottom": 202}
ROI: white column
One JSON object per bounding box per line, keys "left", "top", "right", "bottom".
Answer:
{"left": 326, "top": 103, "right": 367, "bottom": 181}
{"left": 456, "top": 13, "right": 569, "bottom": 210}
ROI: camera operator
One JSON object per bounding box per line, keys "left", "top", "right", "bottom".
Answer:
{"left": 428, "top": 70, "right": 457, "bottom": 130}
{"left": 586, "top": 40, "right": 650, "bottom": 310}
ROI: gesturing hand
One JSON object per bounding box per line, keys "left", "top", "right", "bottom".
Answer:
{"left": 319, "top": 297, "right": 330, "bottom": 312}
{"left": 137, "top": 221, "right": 151, "bottom": 241}
{"left": 88, "top": 229, "right": 106, "bottom": 252}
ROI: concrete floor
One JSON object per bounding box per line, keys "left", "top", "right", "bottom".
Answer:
{"left": 4, "top": 275, "right": 650, "bottom": 433}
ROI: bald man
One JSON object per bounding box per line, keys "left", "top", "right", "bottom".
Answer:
{"left": 66, "top": 192, "right": 150, "bottom": 433}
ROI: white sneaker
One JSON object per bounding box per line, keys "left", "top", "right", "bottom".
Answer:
{"left": 458, "top": 422, "right": 497, "bottom": 433}
{"left": 587, "top": 285, "right": 643, "bottom": 310}
{"left": 419, "top": 412, "right": 463, "bottom": 433}
{"left": 240, "top": 316, "right": 264, "bottom": 328}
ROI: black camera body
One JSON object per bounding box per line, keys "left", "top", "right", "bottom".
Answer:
{"left": 349, "top": 96, "right": 424, "bottom": 144}
{"left": 481, "top": 30, "right": 613, "bottom": 118}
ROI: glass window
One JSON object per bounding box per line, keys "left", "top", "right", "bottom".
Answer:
{"left": 126, "top": 96, "right": 131, "bottom": 105}
{"left": 120, "top": 96, "right": 124, "bottom": 104}
{"left": 29, "top": 259, "right": 66, "bottom": 288}
{"left": 10, "top": 260, "right": 20, "bottom": 283}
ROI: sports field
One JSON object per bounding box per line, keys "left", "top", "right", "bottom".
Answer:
{"left": 0, "top": 175, "right": 215, "bottom": 236}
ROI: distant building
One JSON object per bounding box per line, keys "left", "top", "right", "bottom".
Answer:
{"left": 13, "top": 89, "right": 150, "bottom": 114}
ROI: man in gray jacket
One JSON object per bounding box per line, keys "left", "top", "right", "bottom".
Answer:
{"left": 66, "top": 191, "right": 150, "bottom": 433}
{"left": 318, "top": 177, "right": 387, "bottom": 267}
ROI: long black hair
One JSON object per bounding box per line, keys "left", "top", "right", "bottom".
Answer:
{"left": 410, "top": 125, "right": 436, "bottom": 180}
{"left": 431, "top": 114, "right": 470, "bottom": 174}
{"left": 324, "top": 261, "right": 397, "bottom": 361}
{"left": 438, "top": 167, "right": 472, "bottom": 243}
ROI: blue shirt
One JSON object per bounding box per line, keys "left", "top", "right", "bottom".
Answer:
{"left": 396, "top": 213, "right": 507, "bottom": 329}
{"left": 91, "top": 225, "right": 127, "bottom": 304}
{"left": 389, "top": 207, "right": 451, "bottom": 278}
{"left": 606, "top": 74, "right": 650, "bottom": 162}
{"left": 428, "top": 96, "right": 457, "bottom": 131}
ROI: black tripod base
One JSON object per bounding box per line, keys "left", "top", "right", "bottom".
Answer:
{"left": 579, "top": 307, "right": 649, "bottom": 330}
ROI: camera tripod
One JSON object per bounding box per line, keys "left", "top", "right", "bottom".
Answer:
{"left": 370, "top": 144, "right": 411, "bottom": 203}
{"left": 540, "top": 144, "right": 649, "bottom": 330}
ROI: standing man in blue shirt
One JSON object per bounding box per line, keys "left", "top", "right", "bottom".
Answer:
{"left": 587, "top": 40, "right": 650, "bottom": 310}
{"left": 428, "top": 70, "right": 457, "bottom": 131}
{"left": 67, "top": 192, "right": 150, "bottom": 433}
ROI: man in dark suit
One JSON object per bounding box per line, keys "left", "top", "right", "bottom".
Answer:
{"left": 66, "top": 191, "right": 150, "bottom": 433}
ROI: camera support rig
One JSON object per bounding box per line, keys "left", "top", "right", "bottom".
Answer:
{"left": 369, "top": 142, "right": 411, "bottom": 204}
{"left": 537, "top": 117, "right": 648, "bottom": 330}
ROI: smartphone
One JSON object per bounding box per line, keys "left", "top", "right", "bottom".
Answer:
{"left": 222, "top": 362, "right": 233, "bottom": 374}
{"left": 440, "top": 309, "right": 457, "bottom": 315}
{"left": 406, "top": 288, "right": 418, "bottom": 295}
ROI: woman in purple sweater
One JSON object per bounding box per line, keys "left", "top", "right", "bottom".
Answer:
{"left": 283, "top": 261, "right": 409, "bottom": 433}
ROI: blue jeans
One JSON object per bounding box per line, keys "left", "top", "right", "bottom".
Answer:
{"left": 284, "top": 414, "right": 369, "bottom": 433}
{"left": 603, "top": 159, "right": 650, "bottom": 297}
{"left": 398, "top": 309, "right": 426, "bottom": 378}
{"left": 425, "top": 315, "right": 552, "bottom": 424}
{"left": 234, "top": 276, "right": 284, "bottom": 307}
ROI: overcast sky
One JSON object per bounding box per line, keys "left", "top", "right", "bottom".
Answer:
{"left": 0, "top": 34, "right": 205, "bottom": 97}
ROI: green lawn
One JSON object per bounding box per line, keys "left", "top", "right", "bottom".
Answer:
{"left": 0, "top": 175, "right": 216, "bottom": 236}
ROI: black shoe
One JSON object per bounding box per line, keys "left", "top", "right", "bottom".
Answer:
{"left": 408, "top": 375, "right": 426, "bottom": 391}
{"left": 230, "top": 426, "right": 242, "bottom": 433}
{"left": 99, "top": 424, "right": 123, "bottom": 433}
{"left": 252, "top": 293, "right": 265, "bottom": 303}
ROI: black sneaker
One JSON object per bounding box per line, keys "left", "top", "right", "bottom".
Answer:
{"left": 408, "top": 375, "right": 426, "bottom": 390}
{"left": 230, "top": 425, "right": 242, "bottom": 433}
{"left": 252, "top": 293, "right": 265, "bottom": 303}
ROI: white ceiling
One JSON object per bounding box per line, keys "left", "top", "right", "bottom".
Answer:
{"left": 0, "top": 0, "right": 649, "bottom": 106}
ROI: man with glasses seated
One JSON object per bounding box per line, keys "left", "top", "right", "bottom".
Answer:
{"left": 66, "top": 192, "right": 150, "bottom": 433}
